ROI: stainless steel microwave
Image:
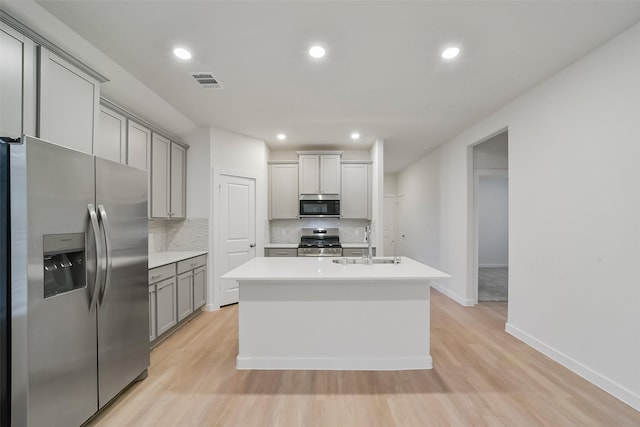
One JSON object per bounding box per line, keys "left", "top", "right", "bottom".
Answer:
{"left": 299, "top": 195, "right": 340, "bottom": 218}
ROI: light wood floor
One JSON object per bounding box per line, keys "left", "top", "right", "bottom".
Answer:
{"left": 89, "top": 290, "right": 640, "bottom": 426}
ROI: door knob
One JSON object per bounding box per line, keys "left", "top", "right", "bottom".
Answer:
{"left": 249, "top": 242, "right": 256, "bottom": 248}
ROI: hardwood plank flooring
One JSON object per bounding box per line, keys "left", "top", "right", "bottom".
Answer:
{"left": 88, "top": 290, "right": 640, "bottom": 426}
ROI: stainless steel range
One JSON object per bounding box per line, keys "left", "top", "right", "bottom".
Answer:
{"left": 297, "top": 228, "right": 342, "bottom": 257}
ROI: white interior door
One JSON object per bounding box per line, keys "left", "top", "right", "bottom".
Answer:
{"left": 220, "top": 175, "right": 256, "bottom": 306}
{"left": 383, "top": 195, "right": 397, "bottom": 256}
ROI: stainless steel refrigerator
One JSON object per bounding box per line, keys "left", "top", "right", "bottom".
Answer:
{"left": 0, "top": 135, "right": 149, "bottom": 427}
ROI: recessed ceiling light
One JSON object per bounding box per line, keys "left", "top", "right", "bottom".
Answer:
{"left": 309, "top": 46, "right": 326, "bottom": 58}
{"left": 351, "top": 132, "right": 360, "bottom": 140}
{"left": 441, "top": 46, "right": 460, "bottom": 60}
{"left": 277, "top": 133, "right": 286, "bottom": 141}
{"left": 173, "top": 47, "right": 192, "bottom": 60}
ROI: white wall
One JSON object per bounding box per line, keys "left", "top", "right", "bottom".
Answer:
{"left": 397, "top": 22, "right": 640, "bottom": 409}
{"left": 208, "top": 127, "right": 269, "bottom": 310}
{"left": 183, "top": 127, "right": 210, "bottom": 218}
{"left": 478, "top": 175, "right": 508, "bottom": 267}
{"left": 383, "top": 173, "right": 397, "bottom": 195}
{"left": 370, "top": 140, "right": 384, "bottom": 255}
{"left": 269, "top": 149, "right": 371, "bottom": 161}
{"left": 396, "top": 153, "right": 440, "bottom": 270}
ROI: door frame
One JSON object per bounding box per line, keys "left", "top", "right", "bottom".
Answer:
{"left": 209, "top": 169, "right": 259, "bottom": 310}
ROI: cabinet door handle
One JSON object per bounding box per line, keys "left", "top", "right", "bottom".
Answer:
{"left": 250, "top": 242, "right": 256, "bottom": 248}
{"left": 277, "top": 251, "right": 289, "bottom": 255}
{"left": 190, "top": 262, "right": 197, "bottom": 267}
{"left": 151, "top": 274, "right": 161, "bottom": 280}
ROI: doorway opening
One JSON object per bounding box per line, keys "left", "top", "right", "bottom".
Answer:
{"left": 472, "top": 131, "right": 509, "bottom": 304}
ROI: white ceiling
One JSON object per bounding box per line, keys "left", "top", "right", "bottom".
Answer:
{"left": 33, "top": 1, "right": 640, "bottom": 172}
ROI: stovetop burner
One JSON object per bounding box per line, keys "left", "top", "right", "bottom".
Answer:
{"left": 298, "top": 239, "right": 342, "bottom": 248}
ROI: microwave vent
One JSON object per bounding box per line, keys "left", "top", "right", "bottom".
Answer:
{"left": 189, "top": 72, "right": 223, "bottom": 89}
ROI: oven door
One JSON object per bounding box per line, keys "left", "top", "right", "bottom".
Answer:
{"left": 297, "top": 247, "right": 343, "bottom": 257}
{"left": 299, "top": 198, "right": 340, "bottom": 218}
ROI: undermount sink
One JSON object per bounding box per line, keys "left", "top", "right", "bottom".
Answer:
{"left": 332, "top": 257, "right": 400, "bottom": 265}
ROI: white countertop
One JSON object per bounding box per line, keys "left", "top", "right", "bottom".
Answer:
{"left": 222, "top": 256, "right": 450, "bottom": 281}
{"left": 149, "top": 251, "right": 208, "bottom": 269}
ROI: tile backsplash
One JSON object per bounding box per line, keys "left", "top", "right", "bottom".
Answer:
{"left": 150, "top": 217, "right": 371, "bottom": 252}
{"left": 270, "top": 219, "right": 373, "bottom": 244}
{"left": 148, "top": 218, "right": 208, "bottom": 253}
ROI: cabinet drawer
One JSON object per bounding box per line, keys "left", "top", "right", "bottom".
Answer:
{"left": 177, "top": 255, "right": 207, "bottom": 274}
{"left": 149, "top": 264, "right": 176, "bottom": 284}
{"left": 266, "top": 248, "right": 298, "bottom": 257}
{"left": 343, "top": 248, "right": 376, "bottom": 257}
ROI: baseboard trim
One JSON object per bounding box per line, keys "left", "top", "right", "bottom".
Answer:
{"left": 430, "top": 281, "right": 475, "bottom": 306}
{"left": 505, "top": 323, "right": 640, "bottom": 411}
{"left": 202, "top": 304, "right": 220, "bottom": 312}
{"left": 478, "top": 264, "right": 508, "bottom": 268}
{"left": 237, "top": 355, "right": 432, "bottom": 371}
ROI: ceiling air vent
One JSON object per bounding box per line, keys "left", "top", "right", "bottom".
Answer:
{"left": 189, "top": 72, "right": 223, "bottom": 89}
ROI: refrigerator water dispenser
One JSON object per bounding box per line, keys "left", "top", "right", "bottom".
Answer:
{"left": 43, "top": 233, "right": 86, "bottom": 298}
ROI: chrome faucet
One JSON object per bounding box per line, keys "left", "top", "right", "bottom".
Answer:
{"left": 392, "top": 240, "right": 401, "bottom": 264}
{"left": 364, "top": 225, "right": 373, "bottom": 264}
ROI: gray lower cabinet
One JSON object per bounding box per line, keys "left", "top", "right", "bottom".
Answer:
{"left": 149, "top": 254, "right": 207, "bottom": 344}
{"left": 343, "top": 247, "right": 376, "bottom": 257}
{"left": 193, "top": 267, "right": 206, "bottom": 309}
{"left": 156, "top": 277, "right": 177, "bottom": 336}
{"left": 265, "top": 248, "right": 298, "bottom": 257}
{"left": 177, "top": 272, "right": 194, "bottom": 322}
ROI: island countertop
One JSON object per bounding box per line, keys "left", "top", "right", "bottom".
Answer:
{"left": 222, "top": 256, "right": 450, "bottom": 281}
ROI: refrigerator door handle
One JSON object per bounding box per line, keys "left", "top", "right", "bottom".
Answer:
{"left": 97, "top": 204, "right": 113, "bottom": 304}
{"left": 88, "top": 204, "right": 103, "bottom": 311}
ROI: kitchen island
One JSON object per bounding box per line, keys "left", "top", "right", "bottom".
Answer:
{"left": 221, "top": 256, "right": 450, "bottom": 370}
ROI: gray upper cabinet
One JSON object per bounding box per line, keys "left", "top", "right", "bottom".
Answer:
{"left": 0, "top": 23, "right": 36, "bottom": 139}
{"left": 170, "top": 143, "right": 186, "bottom": 219}
{"left": 320, "top": 155, "right": 341, "bottom": 195}
{"left": 96, "top": 105, "right": 126, "bottom": 163}
{"left": 299, "top": 155, "right": 320, "bottom": 194}
{"left": 150, "top": 133, "right": 187, "bottom": 219}
{"left": 151, "top": 133, "right": 171, "bottom": 218}
{"left": 39, "top": 48, "right": 99, "bottom": 154}
{"left": 269, "top": 162, "right": 299, "bottom": 219}
{"left": 127, "top": 120, "right": 151, "bottom": 171}
{"left": 298, "top": 153, "right": 341, "bottom": 195}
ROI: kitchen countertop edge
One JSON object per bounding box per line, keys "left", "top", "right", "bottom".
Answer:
{"left": 149, "top": 251, "right": 209, "bottom": 269}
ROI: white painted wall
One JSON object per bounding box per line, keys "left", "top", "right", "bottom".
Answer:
{"left": 268, "top": 149, "right": 371, "bottom": 161}
{"left": 183, "top": 127, "right": 210, "bottom": 218}
{"left": 208, "top": 127, "right": 269, "bottom": 310}
{"left": 383, "top": 173, "right": 397, "bottom": 195}
{"left": 478, "top": 175, "right": 508, "bottom": 267}
{"left": 397, "top": 22, "right": 640, "bottom": 409}
{"left": 370, "top": 140, "right": 384, "bottom": 256}
{"left": 396, "top": 153, "right": 440, "bottom": 271}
